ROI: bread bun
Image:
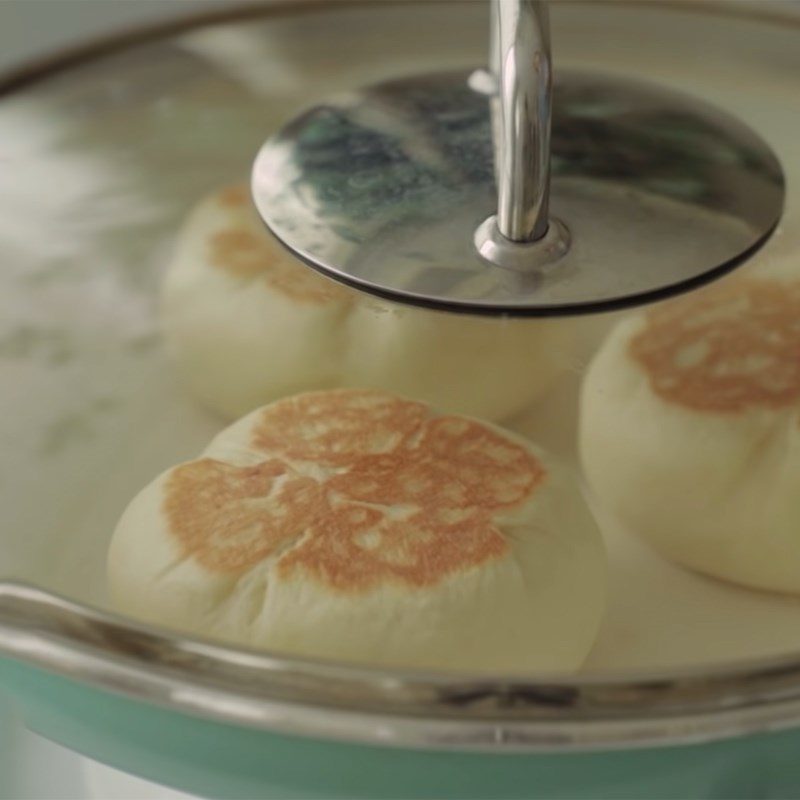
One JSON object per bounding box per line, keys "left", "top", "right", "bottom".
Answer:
{"left": 161, "top": 186, "right": 571, "bottom": 421}
{"left": 109, "top": 389, "right": 605, "bottom": 672}
{"left": 580, "top": 275, "right": 800, "bottom": 594}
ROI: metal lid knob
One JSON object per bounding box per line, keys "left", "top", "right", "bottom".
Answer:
{"left": 475, "top": 0, "right": 571, "bottom": 274}
{"left": 252, "top": 0, "right": 784, "bottom": 316}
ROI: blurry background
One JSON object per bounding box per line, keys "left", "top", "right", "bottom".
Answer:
{"left": 3, "top": 0, "right": 799, "bottom": 75}
{"left": 1, "top": 0, "right": 229, "bottom": 73}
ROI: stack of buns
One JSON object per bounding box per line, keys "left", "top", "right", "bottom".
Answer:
{"left": 113, "top": 178, "right": 800, "bottom": 675}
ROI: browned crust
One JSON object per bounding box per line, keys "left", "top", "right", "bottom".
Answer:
{"left": 630, "top": 279, "right": 800, "bottom": 414}
{"left": 163, "top": 390, "right": 546, "bottom": 591}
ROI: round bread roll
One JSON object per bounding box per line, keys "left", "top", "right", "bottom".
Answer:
{"left": 580, "top": 275, "right": 800, "bottom": 594}
{"left": 109, "top": 389, "right": 606, "bottom": 672}
{"left": 161, "top": 185, "right": 570, "bottom": 421}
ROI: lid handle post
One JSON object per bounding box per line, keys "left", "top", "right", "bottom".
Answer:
{"left": 494, "top": 0, "right": 552, "bottom": 243}
{"left": 475, "top": 0, "right": 568, "bottom": 272}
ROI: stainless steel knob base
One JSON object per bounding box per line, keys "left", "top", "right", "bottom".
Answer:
{"left": 474, "top": 216, "right": 570, "bottom": 273}
{"left": 252, "top": 70, "right": 784, "bottom": 317}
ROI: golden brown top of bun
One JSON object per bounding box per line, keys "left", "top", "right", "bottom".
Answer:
{"left": 630, "top": 279, "right": 800, "bottom": 414}
{"left": 164, "top": 390, "right": 546, "bottom": 592}
{"left": 206, "top": 185, "right": 351, "bottom": 304}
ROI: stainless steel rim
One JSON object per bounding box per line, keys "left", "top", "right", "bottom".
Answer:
{"left": 1, "top": 0, "right": 800, "bottom": 751}
{"left": 5, "top": 582, "right": 800, "bottom": 751}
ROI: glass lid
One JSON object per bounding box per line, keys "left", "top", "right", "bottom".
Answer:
{"left": 1, "top": 0, "right": 800, "bottom": 749}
